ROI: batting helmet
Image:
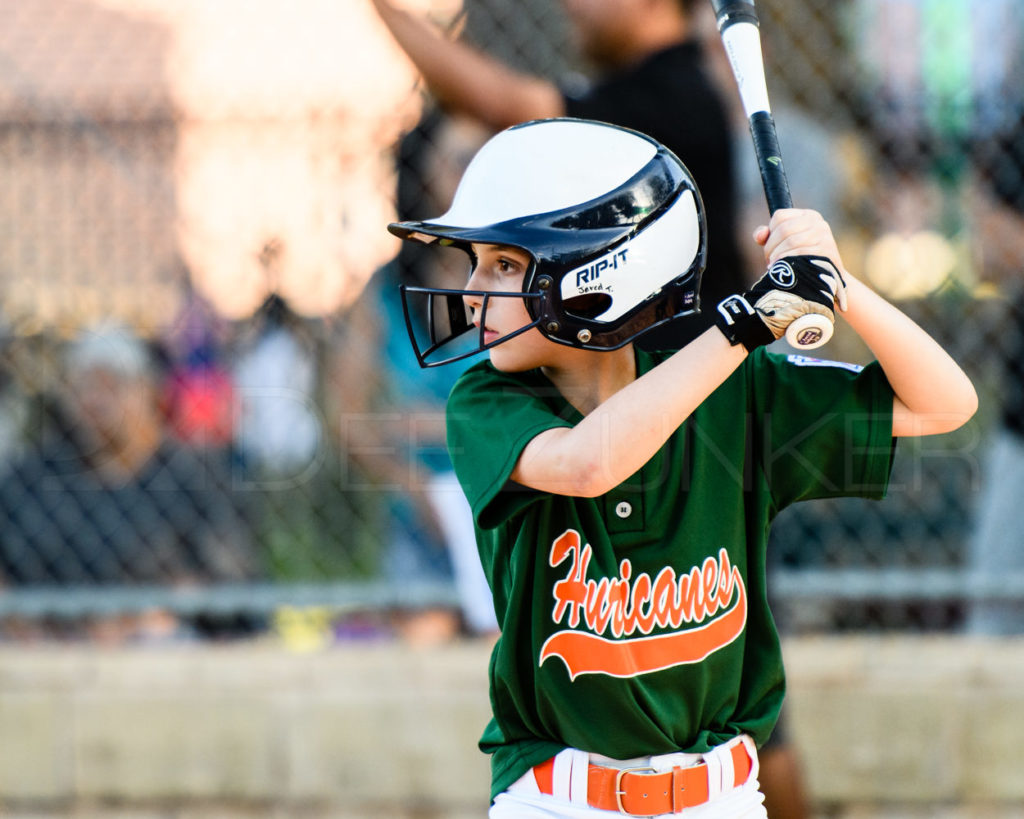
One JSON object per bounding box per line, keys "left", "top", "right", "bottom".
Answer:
{"left": 389, "top": 118, "right": 707, "bottom": 367}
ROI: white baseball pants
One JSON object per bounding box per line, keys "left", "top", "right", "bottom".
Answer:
{"left": 489, "top": 736, "right": 767, "bottom": 818}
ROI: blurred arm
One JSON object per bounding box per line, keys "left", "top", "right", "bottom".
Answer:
{"left": 372, "top": 0, "right": 564, "bottom": 129}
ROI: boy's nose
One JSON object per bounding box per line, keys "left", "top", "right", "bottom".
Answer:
{"left": 463, "top": 267, "right": 483, "bottom": 311}
{"left": 462, "top": 290, "right": 481, "bottom": 313}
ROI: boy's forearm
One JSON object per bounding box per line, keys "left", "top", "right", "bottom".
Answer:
{"left": 514, "top": 330, "right": 746, "bottom": 496}
{"left": 842, "top": 276, "right": 977, "bottom": 436}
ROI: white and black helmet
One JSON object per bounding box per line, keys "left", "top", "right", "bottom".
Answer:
{"left": 389, "top": 118, "right": 707, "bottom": 367}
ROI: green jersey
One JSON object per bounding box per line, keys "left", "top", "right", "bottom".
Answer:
{"left": 446, "top": 347, "right": 895, "bottom": 800}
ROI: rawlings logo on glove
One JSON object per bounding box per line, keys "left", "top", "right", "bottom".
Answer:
{"left": 766, "top": 259, "right": 797, "bottom": 288}
{"left": 715, "top": 255, "right": 847, "bottom": 352}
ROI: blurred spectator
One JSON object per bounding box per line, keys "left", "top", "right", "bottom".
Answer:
{"left": 965, "top": 116, "right": 1024, "bottom": 635}
{"left": 336, "top": 108, "right": 497, "bottom": 643}
{"left": 233, "top": 292, "right": 322, "bottom": 479}
{"left": 232, "top": 293, "right": 380, "bottom": 586}
{"left": 0, "top": 322, "right": 259, "bottom": 643}
{"left": 371, "top": 0, "right": 744, "bottom": 348}
{"left": 162, "top": 284, "right": 237, "bottom": 452}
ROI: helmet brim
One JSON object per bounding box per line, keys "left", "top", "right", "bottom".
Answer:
{"left": 387, "top": 220, "right": 513, "bottom": 252}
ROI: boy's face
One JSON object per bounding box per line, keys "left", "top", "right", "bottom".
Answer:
{"left": 464, "top": 243, "right": 552, "bottom": 372}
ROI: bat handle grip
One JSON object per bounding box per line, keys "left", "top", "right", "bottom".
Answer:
{"left": 749, "top": 111, "right": 792, "bottom": 214}
{"left": 748, "top": 111, "right": 832, "bottom": 348}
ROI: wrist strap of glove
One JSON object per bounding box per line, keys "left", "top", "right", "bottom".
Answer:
{"left": 714, "top": 294, "right": 774, "bottom": 353}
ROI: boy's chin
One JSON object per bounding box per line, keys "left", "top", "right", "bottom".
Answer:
{"left": 488, "top": 345, "right": 540, "bottom": 373}
{"left": 486, "top": 332, "right": 546, "bottom": 372}
{"left": 488, "top": 354, "right": 533, "bottom": 373}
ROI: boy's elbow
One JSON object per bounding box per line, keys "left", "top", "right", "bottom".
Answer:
{"left": 515, "top": 429, "right": 635, "bottom": 497}
{"left": 514, "top": 444, "right": 612, "bottom": 498}
{"left": 573, "top": 479, "right": 612, "bottom": 499}
{"left": 562, "top": 453, "right": 621, "bottom": 498}
{"left": 892, "top": 376, "right": 978, "bottom": 437}
{"left": 565, "top": 462, "right": 612, "bottom": 498}
{"left": 962, "top": 381, "right": 979, "bottom": 423}
{"left": 524, "top": 471, "right": 609, "bottom": 499}
{"left": 933, "top": 388, "right": 979, "bottom": 435}
{"left": 955, "top": 393, "right": 979, "bottom": 433}
{"left": 938, "top": 401, "right": 978, "bottom": 435}
{"left": 948, "top": 374, "right": 979, "bottom": 429}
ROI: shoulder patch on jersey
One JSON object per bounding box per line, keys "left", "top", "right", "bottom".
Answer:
{"left": 786, "top": 354, "right": 864, "bottom": 373}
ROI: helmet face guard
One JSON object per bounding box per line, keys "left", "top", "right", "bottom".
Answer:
{"left": 400, "top": 286, "right": 545, "bottom": 368}
{"left": 390, "top": 118, "right": 707, "bottom": 368}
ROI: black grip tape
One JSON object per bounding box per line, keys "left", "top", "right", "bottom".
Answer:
{"left": 711, "top": 0, "right": 759, "bottom": 29}
{"left": 749, "top": 111, "right": 792, "bottom": 214}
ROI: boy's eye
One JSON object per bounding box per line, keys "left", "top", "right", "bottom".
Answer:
{"left": 469, "top": 244, "right": 529, "bottom": 281}
{"left": 486, "top": 256, "right": 523, "bottom": 279}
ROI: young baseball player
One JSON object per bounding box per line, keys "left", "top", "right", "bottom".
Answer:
{"left": 387, "top": 118, "right": 977, "bottom": 817}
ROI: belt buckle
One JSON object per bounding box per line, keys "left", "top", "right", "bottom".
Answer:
{"left": 614, "top": 765, "right": 658, "bottom": 816}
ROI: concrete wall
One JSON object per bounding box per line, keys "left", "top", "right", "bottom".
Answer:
{"left": 0, "top": 636, "right": 1022, "bottom": 818}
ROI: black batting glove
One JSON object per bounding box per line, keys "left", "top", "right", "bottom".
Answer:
{"left": 714, "top": 255, "right": 847, "bottom": 352}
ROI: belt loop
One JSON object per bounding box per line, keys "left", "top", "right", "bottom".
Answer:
{"left": 739, "top": 734, "right": 759, "bottom": 784}
{"left": 716, "top": 742, "right": 733, "bottom": 792}
{"left": 569, "top": 749, "right": 589, "bottom": 805}
{"left": 705, "top": 749, "right": 725, "bottom": 799}
{"left": 551, "top": 749, "right": 574, "bottom": 801}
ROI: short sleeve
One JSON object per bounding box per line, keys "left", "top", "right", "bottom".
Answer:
{"left": 446, "top": 363, "right": 575, "bottom": 529}
{"left": 750, "top": 350, "right": 896, "bottom": 509}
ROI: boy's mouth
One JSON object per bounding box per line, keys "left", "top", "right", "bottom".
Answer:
{"left": 475, "top": 321, "right": 499, "bottom": 345}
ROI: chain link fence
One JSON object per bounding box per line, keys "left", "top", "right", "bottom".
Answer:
{"left": 0, "top": 0, "right": 1022, "bottom": 640}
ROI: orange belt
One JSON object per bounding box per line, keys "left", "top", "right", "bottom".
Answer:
{"left": 532, "top": 742, "right": 753, "bottom": 816}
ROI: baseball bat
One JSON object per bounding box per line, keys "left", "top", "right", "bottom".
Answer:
{"left": 709, "top": 0, "right": 833, "bottom": 350}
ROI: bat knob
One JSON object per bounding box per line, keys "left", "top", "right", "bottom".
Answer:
{"left": 784, "top": 313, "right": 833, "bottom": 350}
